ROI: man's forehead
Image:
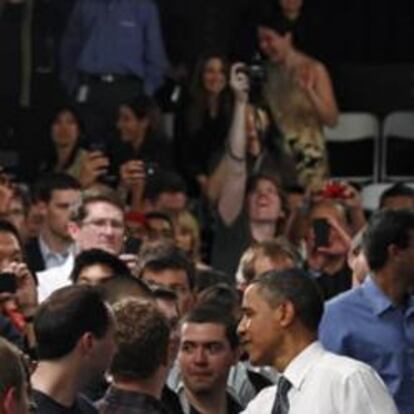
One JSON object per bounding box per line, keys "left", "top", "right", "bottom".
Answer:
{"left": 181, "top": 322, "right": 227, "bottom": 341}
{"left": 85, "top": 201, "right": 123, "bottom": 217}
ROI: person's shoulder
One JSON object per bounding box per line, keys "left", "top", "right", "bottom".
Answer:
{"left": 240, "top": 385, "right": 277, "bottom": 414}
{"left": 77, "top": 394, "right": 98, "bottom": 413}
{"left": 298, "top": 53, "right": 329, "bottom": 77}
{"left": 324, "top": 284, "right": 365, "bottom": 312}
{"left": 319, "top": 347, "right": 378, "bottom": 378}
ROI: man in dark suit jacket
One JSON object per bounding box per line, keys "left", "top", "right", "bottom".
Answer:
{"left": 25, "top": 172, "right": 81, "bottom": 274}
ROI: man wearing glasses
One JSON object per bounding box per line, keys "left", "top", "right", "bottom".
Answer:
{"left": 36, "top": 193, "right": 126, "bottom": 303}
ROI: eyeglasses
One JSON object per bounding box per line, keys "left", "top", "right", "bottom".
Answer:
{"left": 82, "top": 218, "right": 125, "bottom": 232}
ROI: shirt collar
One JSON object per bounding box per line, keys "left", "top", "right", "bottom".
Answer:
{"left": 38, "top": 236, "right": 74, "bottom": 261}
{"left": 361, "top": 275, "right": 396, "bottom": 316}
{"left": 283, "top": 341, "right": 324, "bottom": 391}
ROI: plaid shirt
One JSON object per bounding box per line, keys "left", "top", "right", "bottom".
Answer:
{"left": 96, "top": 386, "right": 171, "bottom": 414}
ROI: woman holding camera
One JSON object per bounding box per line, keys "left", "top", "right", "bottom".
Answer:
{"left": 258, "top": 12, "right": 338, "bottom": 190}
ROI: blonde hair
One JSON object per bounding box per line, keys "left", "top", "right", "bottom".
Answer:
{"left": 174, "top": 211, "right": 201, "bottom": 260}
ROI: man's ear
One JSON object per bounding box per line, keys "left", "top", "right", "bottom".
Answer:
{"left": 78, "top": 332, "right": 94, "bottom": 357}
{"left": 387, "top": 244, "right": 402, "bottom": 262}
{"left": 278, "top": 300, "right": 295, "bottom": 328}
{"left": 67, "top": 221, "right": 80, "bottom": 242}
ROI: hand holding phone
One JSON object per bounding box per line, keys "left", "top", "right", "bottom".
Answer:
{"left": 124, "top": 237, "right": 142, "bottom": 255}
{"left": 312, "top": 218, "right": 330, "bottom": 249}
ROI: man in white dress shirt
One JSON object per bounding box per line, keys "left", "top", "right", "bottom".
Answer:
{"left": 36, "top": 193, "right": 126, "bottom": 302}
{"left": 237, "top": 268, "right": 398, "bottom": 414}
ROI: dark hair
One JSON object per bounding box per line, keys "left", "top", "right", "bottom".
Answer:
{"left": 252, "top": 268, "right": 324, "bottom": 332}
{"left": 71, "top": 249, "right": 131, "bottom": 283}
{"left": 188, "top": 54, "right": 233, "bottom": 135}
{"left": 197, "top": 283, "right": 241, "bottom": 316}
{"left": 49, "top": 104, "right": 83, "bottom": 132}
{"left": 379, "top": 183, "right": 414, "bottom": 208}
{"left": 33, "top": 172, "right": 81, "bottom": 203}
{"left": 363, "top": 209, "right": 414, "bottom": 271}
{"left": 70, "top": 193, "right": 124, "bottom": 224}
{"left": 194, "top": 269, "right": 232, "bottom": 294}
{"left": 99, "top": 273, "right": 153, "bottom": 306}
{"left": 111, "top": 298, "right": 169, "bottom": 380}
{"left": 140, "top": 244, "right": 196, "bottom": 291}
{"left": 143, "top": 170, "right": 187, "bottom": 203}
{"left": 122, "top": 95, "right": 158, "bottom": 120}
{"left": 0, "top": 337, "right": 26, "bottom": 399}
{"left": 182, "top": 303, "right": 239, "bottom": 349}
{"left": 34, "top": 285, "right": 111, "bottom": 360}
{"left": 257, "top": 7, "right": 295, "bottom": 36}
{"left": 46, "top": 105, "right": 84, "bottom": 171}
{"left": 246, "top": 172, "right": 282, "bottom": 196}
{"left": 0, "top": 219, "right": 23, "bottom": 253}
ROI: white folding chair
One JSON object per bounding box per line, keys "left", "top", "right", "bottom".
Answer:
{"left": 381, "top": 111, "right": 414, "bottom": 181}
{"left": 361, "top": 183, "right": 393, "bottom": 212}
{"left": 324, "top": 112, "right": 380, "bottom": 184}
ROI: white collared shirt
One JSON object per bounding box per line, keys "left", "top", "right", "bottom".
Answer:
{"left": 38, "top": 236, "right": 75, "bottom": 270}
{"left": 36, "top": 254, "right": 75, "bottom": 303}
{"left": 241, "top": 341, "right": 398, "bottom": 414}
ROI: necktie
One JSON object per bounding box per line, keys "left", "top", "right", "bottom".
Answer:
{"left": 271, "top": 375, "right": 292, "bottom": 414}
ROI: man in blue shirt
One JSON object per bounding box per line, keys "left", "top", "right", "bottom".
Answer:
{"left": 60, "top": 0, "right": 168, "bottom": 142}
{"left": 319, "top": 209, "right": 414, "bottom": 414}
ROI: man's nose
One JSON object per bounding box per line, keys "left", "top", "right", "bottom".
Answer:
{"left": 193, "top": 347, "right": 207, "bottom": 364}
{"left": 237, "top": 316, "right": 246, "bottom": 336}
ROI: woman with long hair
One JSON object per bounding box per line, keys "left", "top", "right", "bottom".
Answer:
{"left": 41, "top": 106, "right": 87, "bottom": 180}
{"left": 176, "top": 54, "right": 234, "bottom": 196}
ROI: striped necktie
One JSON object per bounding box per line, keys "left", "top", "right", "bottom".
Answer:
{"left": 271, "top": 375, "right": 292, "bottom": 414}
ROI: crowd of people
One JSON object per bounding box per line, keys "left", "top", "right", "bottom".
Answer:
{"left": 0, "top": 0, "right": 414, "bottom": 413}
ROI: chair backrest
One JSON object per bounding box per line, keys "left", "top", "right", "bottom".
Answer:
{"left": 361, "top": 183, "right": 393, "bottom": 212}
{"left": 324, "top": 112, "right": 380, "bottom": 183}
{"left": 362, "top": 182, "right": 414, "bottom": 212}
{"left": 381, "top": 111, "right": 414, "bottom": 181}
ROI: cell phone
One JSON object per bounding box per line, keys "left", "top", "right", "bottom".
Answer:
{"left": 124, "top": 237, "right": 142, "bottom": 255}
{"left": 0, "top": 273, "right": 17, "bottom": 294}
{"left": 312, "top": 218, "right": 330, "bottom": 248}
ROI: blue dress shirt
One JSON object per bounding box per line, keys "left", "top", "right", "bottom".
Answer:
{"left": 319, "top": 276, "right": 414, "bottom": 414}
{"left": 60, "top": 0, "right": 168, "bottom": 94}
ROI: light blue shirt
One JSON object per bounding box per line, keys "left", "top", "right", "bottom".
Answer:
{"left": 319, "top": 276, "right": 414, "bottom": 414}
{"left": 38, "top": 236, "right": 74, "bottom": 270}
{"left": 60, "top": 0, "right": 168, "bottom": 94}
